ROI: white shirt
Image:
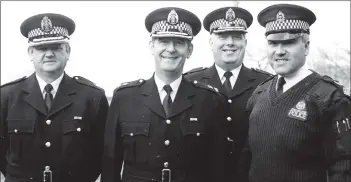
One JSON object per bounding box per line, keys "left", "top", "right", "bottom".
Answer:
{"left": 36, "top": 73, "right": 64, "bottom": 99}
{"left": 154, "top": 73, "right": 182, "bottom": 103}
{"left": 215, "top": 63, "right": 242, "bottom": 89}
{"left": 277, "top": 64, "right": 312, "bottom": 93}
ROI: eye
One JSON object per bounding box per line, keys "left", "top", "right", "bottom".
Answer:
{"left": 268, "top": 41, "right": 277, "bottom": 46}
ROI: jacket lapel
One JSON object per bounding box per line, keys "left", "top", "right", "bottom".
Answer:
{"left": 141, "top": 76, "right": 166, "bottom": 118}
{"left": 168, "top": 78, "right": 196, "bottom": 118}
{"left": 203, "top": 65, "right": 226, "bottom": 95}
{"left": 228, "top": 66, "right": 256, "bottom": 98}
{"left": 47, "top": 74, "right": 76, "bottom": 117}
{"left": 23, "top": 74, "right": 47, "bottom": 115}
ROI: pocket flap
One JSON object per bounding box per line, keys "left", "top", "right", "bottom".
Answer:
{"left": 120, "top": 122, "right": 150, "bottom": 137}
{"left": 7, "top": 119, "right": 35, "bottom": 134}
{"left": 63, "top": 120, "right": 90, "bottom": 134}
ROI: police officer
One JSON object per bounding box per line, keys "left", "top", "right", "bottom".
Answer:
{"left": 0, "top": 13, "right": 109, "bottom": 182}
{"left": 184, "top": 7, "right": 272, "bottom": 182}
{"left": 247, "top": 4, "right": 351, "bottom": 182}
{"left": 102, "top": 7, "right": 227, "bottom": 182}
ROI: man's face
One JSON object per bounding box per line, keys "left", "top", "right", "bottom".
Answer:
{"left": 267, "top": 35, "right": 309, "bottom": 77}
{"left": 150, "top": 37, "right": 193, "bottom": 73}
{"left": 29, "top": 43, "right": 70, "bottom": 75}
{"left": 209, "top": 31, "right": 247, "bottom": 69}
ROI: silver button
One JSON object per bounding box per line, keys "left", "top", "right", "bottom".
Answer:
{"left": 130, "top": 133, "right": 134, "bottom": 136}
{"left": 227, "top": 137, "right": 233, "bottom": 142}
{"left": 227, "top": 117, "right": 232, "bottom": 122}
{"left": 166, "top": 119, "right": 171, "bottom": 124}
{"left": 14, "top": 129, "right": 18, "bottom": 133}
{"left": 228, "top": 99, "right": 232, "bottom": 103}
{"left": 164, "top": 162, "right": 169, "bottom": 168}
{"left": 30, "top": 177, "right": 33, "bottom": 180}
{"left": 196, "top": 133, "right": 200, "bottom": 136}
{"left": 45, "top": 142, "right": 51, "bottom": 148}
{"left": 164, "top": 140, "right": 170, "bottom": 146}
{"left": 77, "top": 127, "right": 81, "bottom": 132}
{"left": 193, "top": 80, "right": 198, "bottom": 84}
{"left": 139, "top": 79, "right": 144, "bottom": 83}
{"left": 46, "top": 120, "right": 51, "bottom": 125}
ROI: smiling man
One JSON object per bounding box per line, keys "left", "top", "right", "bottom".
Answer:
{"left": 184, "top": 6, "right": 273, "bottom": 182}
{"left": 246, "top": 4, "right": 351, "bottom": 182}
{"left": 0, "top": 13, "right": 108, "bottom": 182}
{"left": 102, "top": 7, "right": 227, "bottom": 182}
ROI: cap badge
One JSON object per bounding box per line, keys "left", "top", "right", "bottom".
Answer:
{"left": 276, "top": 11, "right": 285, "bottom": 22}
{"left": 41, "top": 16, "right": 53, "bottom": 33}
{"left": 225, "top": 8, "right": 235, "bottom": 22}
{"left": 167, "top": 9, "right": 179, "bottom": 25}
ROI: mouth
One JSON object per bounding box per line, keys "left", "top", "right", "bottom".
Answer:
{"left": 222, "top": 49, "right": 237, "bottom": 53}
{"left": 275, "top": 59, "right": 288, "bottom": 63}
{"left": 161, "top": 55, "right": 178, "bottom": 60}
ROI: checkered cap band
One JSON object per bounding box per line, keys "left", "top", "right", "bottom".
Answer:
{"left": 210, "top": 18, "right": 247, "bottom": 32}
{"left": 28, "top": 26, "right": 69, "bottom": 40}
{"left": 151, "top": 20, "right": 193, "bottom": 37}
{"left": 266, "top": 19, "right": 310, "bottom": 33}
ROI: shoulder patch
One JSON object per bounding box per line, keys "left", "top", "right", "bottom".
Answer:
{"left": 251, "top": 68, "right": 274, "bottom": 77}
{"left": 191, "top": 80, "right": 220, "bottom": 95}
{"left": 115, "top": 79, "right": 145, "bottom": 92}
{"left": 73, "top": 76, "right": 103, "bottom": 92}
{"left": 184, "top": 67, "right": 207, "bottom": 75}
{"left": 1, "top": 76, "right": 27, "bottom": 88}
{"left": 321, "top": 75, "right": 345, "bottom": 93}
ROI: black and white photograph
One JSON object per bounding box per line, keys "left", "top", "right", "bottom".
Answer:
{"left": 1, "top": 1, "right": 350, "bottom": 182}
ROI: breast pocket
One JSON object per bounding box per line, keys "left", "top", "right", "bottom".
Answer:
{"left": 62, "top": 119, "right": 91, "bottom": 149}
{"left": 120, "top": 122, "right": 150, "bottom": 163}
{"left": 7, "top": 119, "right": 35, "bottom": 163}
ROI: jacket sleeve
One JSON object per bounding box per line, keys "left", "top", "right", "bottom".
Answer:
{"left": 316, "top": 89, "right": 351, "bottom": 182}
{"left": 0, "top": 88, "right": 9, "bottom": 176}
{"left": 88, "top": 91, "right": 109, "bottom": 181}
{"left": 101, "top": 90, "right": 123, "bottom": 182}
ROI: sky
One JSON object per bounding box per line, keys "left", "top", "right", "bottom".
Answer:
{"left": 1, "top": 1, "right": 350, "bottom": 97}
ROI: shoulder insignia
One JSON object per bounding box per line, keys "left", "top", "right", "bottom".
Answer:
{"left": 258, "top": 75, "right": 275, "bottom": 86}
{"left": 73, "top": 76, "right": 104, "bottom": 92}
{"left": 321, "top": 75, "right": 344, "bottom": 93}
{"left": 183, "top": 67, "right": 208, "bottom": 75}
{"left": 251, "top": 68, "right": 274, "bottom": 77}
{"left": 115, "top": 79, "right": 145, "bottom": 92}
{"left": 191, "top": 80, "right": 220, "bottom": 95}
{"left": 1, "top": 76, "right": 27, "bottom": 88}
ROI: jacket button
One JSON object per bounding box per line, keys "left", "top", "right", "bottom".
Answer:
{"left": 45, "top": 142, "right": 51, "bottom": 148}
{"left": 130, "top": 133, "right": 134, "bottom": 136}
{"left": 166, "top": 119, "right": 171, "bottom": 124}
{"left": 227, "top": 117, "right": 232, "bottom": 122}
{"left": 196, "top": 133, "right": 200, "bottom": 136}
{"left": 228, "top": 99, "right": 232, "bottom": 103}
{"left": 164, "top": 140, "right": 170, "bottom": 146}
{"left": 14, "top": 129, "right": 18, "bottom": 133}
{"left": 164, "top": 162, "right": 169, "bottom": 168}
{"left": 77, "top": 127, "right": 81, "bottom": 132}
{"left": 46, "top": 120, "right": 51, "bottom": 125}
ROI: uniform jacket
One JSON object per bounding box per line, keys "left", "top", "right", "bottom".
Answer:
{"left": 101, "top": 75, "right": 227, "bottom": 182}
{"left": 0, "top": 73, "right": 109, "bottom": 182}
{"left": 184, "top": 64, "right": 272, "bottom": 182}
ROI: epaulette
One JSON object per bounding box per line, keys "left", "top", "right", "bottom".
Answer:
{"left": 1, "top": 76, "right": 26, "bottom": 88}
{"left": 258, "top": 75, "right": 275, "bottom": 86}
{"left": 251, "top": 68, "right": 274, "bottom": 77}
{"left": 115, "top": 79, "right": 145, "bottom": 92}
{"left": 320, "top": 75, "right": 344, "bottom": 93}
{"left": 73, "top": 76, "right": 104, "bottom": 92}
{"left": 183, "top": 67, "right": 207, "bottom": 75}
{"left": 190, "top": 80, "right": 220, "bottom": 95}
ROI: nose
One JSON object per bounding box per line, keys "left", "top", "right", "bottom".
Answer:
{"left": 45, "top": 49, "right": 55, "bottom": 58}
{"left": 225, "top": 36, "right": 235, "bottom": 45}
{"left": 166, "top": 42, "right": 176, "bottom": 52}
{"left": 275, "top": 44, "right": 286, "bottom": 55}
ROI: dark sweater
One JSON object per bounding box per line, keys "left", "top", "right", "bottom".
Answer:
{"left": 247, "top": 72, "right": 351, "bottom": 182}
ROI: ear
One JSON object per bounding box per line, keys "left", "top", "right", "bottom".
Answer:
{"left": 27, "top": 46, "right": 34, "bottom": 61}
{"left": 64, "top": 43, "right": 71, "bottom": 61}
{"left": 187, "top": 42, "right": 193, "bottom": 58}
{"left": 149, "top": 39, "right": 154, "bottom": 55}
{"left": 304, "top": 41, "right": 310, "bottom": 56}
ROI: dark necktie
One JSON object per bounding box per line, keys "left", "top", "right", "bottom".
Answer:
{"left": 163, "top": 85, "right": 173, "bottom": 117}
{"left": 223, "top": 71, "right": 233, "bottom": 94}
{"left": 276, "top": 77, "right": 286, "bottom": 97}
{"left": 44, "top": 84, "right": 54, "bottom": 112}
